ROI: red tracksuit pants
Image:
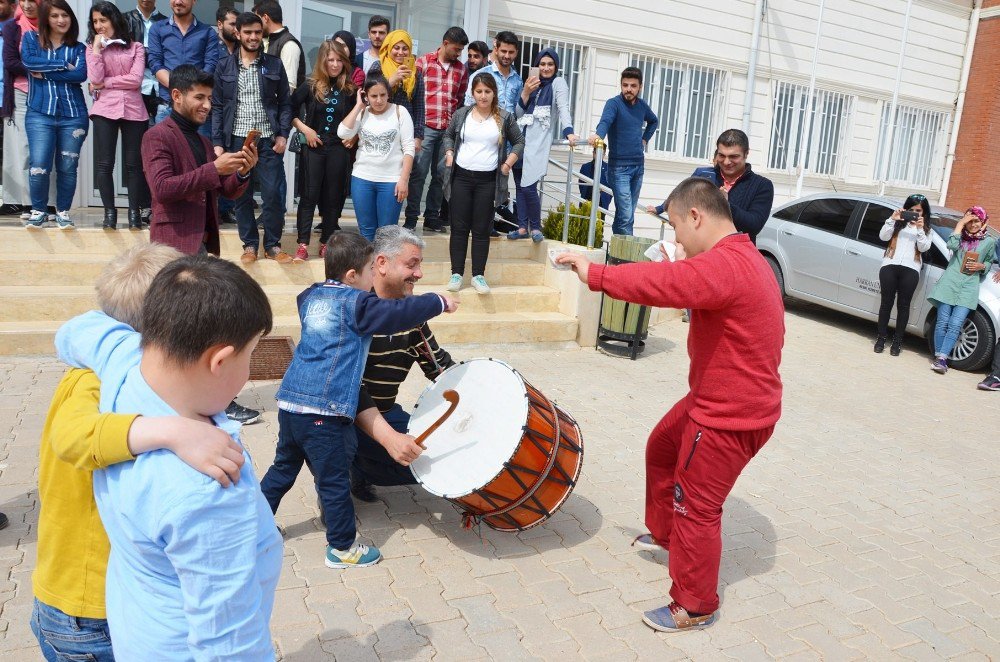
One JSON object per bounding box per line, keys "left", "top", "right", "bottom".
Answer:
{"left": 646, "top": 398, "right": 774, "bottom": 615}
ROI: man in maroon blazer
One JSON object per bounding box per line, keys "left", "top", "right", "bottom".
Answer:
{"left": 140, "top": 64, "right": 263, "bottom": 426}
{"left": 142, "top": 65, "right": 256, "bottom": 256}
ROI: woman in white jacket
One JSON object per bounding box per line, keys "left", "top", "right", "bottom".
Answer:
{"left": 508, "top": 48, "right": 578, "bottom": 241}
{"left": 875, "top": 193, "right": 933, "bottom": 356}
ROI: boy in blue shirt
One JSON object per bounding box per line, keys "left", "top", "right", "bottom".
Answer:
{"left": 56, "top": 256, "right": 281, "bottom": 660}
{"left": 261, "top": 233, "right": 458, "bottom": 568}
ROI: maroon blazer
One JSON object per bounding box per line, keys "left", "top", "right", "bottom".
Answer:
{"left": 142, "top": 117, "right": 247, "bottom": 255}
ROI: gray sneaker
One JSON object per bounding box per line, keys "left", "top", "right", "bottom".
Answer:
{"left": 471, "top": 275, "right": 490, "bottom": 294}
{"left": 446, "top": 273, "right": 462, "bottom": 292}
{"left": 54, "top": 211, "right": 74, "bottom": 230}
{"left": 24, "top": 210, "right": 46, "bottom": 229}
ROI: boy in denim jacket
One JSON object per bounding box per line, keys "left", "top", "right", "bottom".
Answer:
{"left": 261, "top": 233, "right": 458, "bottom": 568}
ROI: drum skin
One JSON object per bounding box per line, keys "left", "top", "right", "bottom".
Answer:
{"left": 411, "top": 359, "right": 584, "bottom": 532}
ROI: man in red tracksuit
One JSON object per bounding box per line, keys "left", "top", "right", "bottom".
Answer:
{"left": 557, "top": 176, "right": 784, "bottom": 633}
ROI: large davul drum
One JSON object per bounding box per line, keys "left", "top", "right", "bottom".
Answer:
{"left": 408, "top": 359, "right": 584, "bottom": 532}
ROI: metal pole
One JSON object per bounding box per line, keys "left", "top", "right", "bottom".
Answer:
{"left": 877, "top": 0, "right": 914, "bottom": 195}
{"left": 940, "top": 0, "right": 981, "bottom": 205}
{"left": 795, "top": 0, "right": 825, "bottom": 198}
{"left": 742, "top": 0, "right": 767, "bottom": 133}
{"left": 562, "top": 147, "right": 575, "bottom": 243}
{"left": 588, "top": 140, "right": 605, "bottom": 249}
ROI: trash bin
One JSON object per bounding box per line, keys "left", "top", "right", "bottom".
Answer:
{"left": 597, "top": 235, "right": 657, "bottom": 359}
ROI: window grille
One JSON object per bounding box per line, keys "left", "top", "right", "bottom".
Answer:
{"left": 769, "top": 81, "right": 853, "bottom": 176}
{"left": 873, "top": 103, "right": 950, "bottom": 188}
{"left": 629, "top": 55, "right": 727, "bottom": 160}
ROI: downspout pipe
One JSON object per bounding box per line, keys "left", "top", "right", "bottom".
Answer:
{"left": 939, "top": 0, "right": 982, "bottom": 206}
{"left": 742, "top": 0, "right": 767, "bottom": 134}
{"left": 877, "top": 0, "right": 914, "bottom": 195}
{"left": 795, "top": 0, "right": 825, "bottom": 198}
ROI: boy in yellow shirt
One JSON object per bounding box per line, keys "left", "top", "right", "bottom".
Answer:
{"left": 31, "top": 244, "right": 247, "bottom": 662}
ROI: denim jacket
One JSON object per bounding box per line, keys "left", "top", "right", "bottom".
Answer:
{"left": 276, "top": 282, "right": 446, "bottom": 419}
{"left": 211, "top": 50, "right": 292, "bottom": 146}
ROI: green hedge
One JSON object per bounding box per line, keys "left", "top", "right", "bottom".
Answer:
{"left": 541, "top": 201, "right": 605, "bottom": 247}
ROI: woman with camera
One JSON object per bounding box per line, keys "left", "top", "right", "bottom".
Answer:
{"left": 874, "top": 194, "right": 933, "bottom": 355}
{"left": 927, "top": 205, "right": 996, "bottom": 374}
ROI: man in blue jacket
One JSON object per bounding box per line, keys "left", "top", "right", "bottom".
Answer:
{"left": 651, "top": 129, "right": 774, "bottom": 244}
{"left": 212, "top": 12, "right": 292, "bottom": 265}
{"left": 589, "top": 67, "right": 658, "bottom": 235}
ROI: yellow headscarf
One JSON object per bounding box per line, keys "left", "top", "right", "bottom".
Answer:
{"left": 379, "top": 29, "right": 417, "bottom": 99}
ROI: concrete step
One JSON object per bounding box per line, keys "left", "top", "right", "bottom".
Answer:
{"left": 0, "top": 312, "right": 579, "bottom": 356}
{"left": 1, "top": 226, "right": 542, "bottom": 260}
{"left": 0, "top": 284, "right": 563, "bottom": 321}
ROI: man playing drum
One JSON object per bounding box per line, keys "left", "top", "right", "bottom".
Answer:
{"left": 557, "top": 177, "right": 784, "bottom": 633}
{"left": 351, "top": 226, "right": 456, "bottom": 502}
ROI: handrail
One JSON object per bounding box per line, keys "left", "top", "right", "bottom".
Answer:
{"left": 539, "top": 139, "right": 610, "bottom": 248}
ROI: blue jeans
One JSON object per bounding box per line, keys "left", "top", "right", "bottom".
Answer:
{"left": 30, "top": 598, "right": 115, "bottom": 662}
{"left": 352, "top": 176, "right": 402, "bottom": 241}
{"left": 934, "top": 303, "right": 972, "bottom": 358}
{"left": 154, "top": 103, "right": 211, "bottom": 137}
{"left": 405, "top": 126, "right": 446, "bottom": 226}
{"left": 353, "top": 404, "right": 417, "bottom": 487}
{"left": 25, "top": 111, "right": 88, "bottom": 212}
{"left": 261, "top": 410, "right": 358, "bottom": 550}
{"left": 608, "top": 161, "right": 644, "bottom": 235}
{"left": 229, "top": 134, "right": 287, "bottom": 252}
{"left": 514, "top": 168, "right": 542, "bottom": 233}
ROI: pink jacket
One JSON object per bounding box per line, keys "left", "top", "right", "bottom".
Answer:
{"left": 86, "top": 41, "right": 147, "bottom": 122}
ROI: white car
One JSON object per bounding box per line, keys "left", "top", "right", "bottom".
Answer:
{"left": 757, "top": 193, "right": 1000, "bottom": 371}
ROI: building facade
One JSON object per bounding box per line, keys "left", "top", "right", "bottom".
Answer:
{"left": 67, "top": 0, "right": 977, "bottom": 221}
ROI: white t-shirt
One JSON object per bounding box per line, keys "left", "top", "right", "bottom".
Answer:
{"left": 338, "top": 104, "right": 416, "bottom": 183}
{"left": 455, "top": 112, "right": 501, "bottom": 172}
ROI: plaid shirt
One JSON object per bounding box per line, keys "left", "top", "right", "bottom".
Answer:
{"left": 415, "top": 50, "right": 468, "bottom": 131}
{"left": 233, "top": 57, "right": 273, "bottom": 138}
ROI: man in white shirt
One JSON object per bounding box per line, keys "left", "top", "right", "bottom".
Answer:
{"left": 359, "top": 15, "right": 389, "bottom": 75}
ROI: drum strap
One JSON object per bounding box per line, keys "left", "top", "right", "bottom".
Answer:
{"left": 416, "top": 328, "right": 445, "bottom": 376}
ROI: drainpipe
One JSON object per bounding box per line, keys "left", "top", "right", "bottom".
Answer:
{"left": 939, "top": 0, "right": 982, "bottom": 206}
{"left": 876, "top": 0, "right": 914, "bottom": 196}
{"left": 795, "top": 0, "right": 825, "bottom": 198}
{"left": 742, "top": 0, "right": 767, "bottom": 134}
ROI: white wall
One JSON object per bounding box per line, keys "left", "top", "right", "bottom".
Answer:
{"left": 492, "top": 0, "right": 973, "bottom": 234}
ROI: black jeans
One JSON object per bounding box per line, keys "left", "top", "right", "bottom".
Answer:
{"left": 877, "top": 264, "right": 920, "bottom": 339}
{"left": 352, "top": 404, "right": 417, "bottom": 486}
{"left": 91, "top": 115, "right": 150, "bottom": 210}
{"left": 297, "top": 140, "right": 350, "bottom": 245}
{"left": 449, "top": 165, "right": 497, "bottom": 276}
{"left": 260, "top": 410, "right": 358, "bottom": 550}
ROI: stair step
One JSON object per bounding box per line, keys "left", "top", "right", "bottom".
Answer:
{"left": 0, "top": 284, "right": 562, "bottom": 321}
{"left": 1, "top": 226, "right": 542, "bottom": 260}
{"left": 0, "top": 312, "right": 579, "bottom": 356}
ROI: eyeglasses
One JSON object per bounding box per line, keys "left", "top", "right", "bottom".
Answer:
{"left": 912, "top": 195, "right": 926, "bottom": 201}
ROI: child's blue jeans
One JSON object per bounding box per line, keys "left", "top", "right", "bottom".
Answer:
{"left": 31, "top": 598, "right": 114, "bottom": 662}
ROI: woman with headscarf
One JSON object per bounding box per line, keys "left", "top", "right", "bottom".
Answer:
{"left": 927, "top": 205, "right": 996, "bottom": 374}
{"left": 333, "top": 30, "right": 364, "bottom": 88}
{"left": 373, "top": 29, "right": 425, "bottom": 151}
{"left": 509, "top": 48, "right": 578, "bottom": 241}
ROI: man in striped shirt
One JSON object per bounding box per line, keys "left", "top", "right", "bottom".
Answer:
{"left": 352, "top": 226, "right": 455, "bottom": 502}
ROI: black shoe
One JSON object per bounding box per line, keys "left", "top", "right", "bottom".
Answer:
{"left": 874, "top": 336, "right": 886, "bottom": 353}
{"left": 424, "top": 222, "right": 447, "bottom": 234}
{"left": 103, "top": 208, "right": 118, "bottom": 230}
{"left": 890, "top": 339, "right": 901, "bottom": 356}
{"left": 225, "top": 400, "right": 260, "bottom": 425}
{"left": 219, "top": 209, "right": 236, "bottom": 225}
{"left": 490, "top": 230, "right": 502, "bottom": 237}
{"left": 0, "top": 203, "right": 23, "bottom": 215}
{"left": 140, "top": 207, "right": 153, "bottom": 226}
{"left": 0, "top": 512, "right": 8, "bottom": 530}
{"left": 402, "top": 220, "right": 417, "bottom": 230}
{"left": 350, "top": 473, "right": 378, "bottom": 502}
{"left": 127, "top": 208, "right": 142, "bottom": 230}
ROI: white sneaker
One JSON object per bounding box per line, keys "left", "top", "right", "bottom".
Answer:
{"left": 446, "top": 273, "right": 462, "bottom": 292}
{"left": 471, "top": 275, "right": 490, "bottom": 294}
{"left": 24, "top": 210, "right": 46, "bottom": 229}
{"left": 54, "top": 211, "right": 74, "bottom": 229}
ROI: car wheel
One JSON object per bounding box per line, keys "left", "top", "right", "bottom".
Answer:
{"left": 763, "top": 255, "right": 785, "bottom": 296}
{"left": 927, "top": 308, "right": 995, "bottom": 371}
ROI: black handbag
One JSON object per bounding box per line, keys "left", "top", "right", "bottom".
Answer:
{"left": 289, "top": 130, "right": 307, "bottom": 153}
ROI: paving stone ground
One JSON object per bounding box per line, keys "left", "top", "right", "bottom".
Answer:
{"left": 0, "top": 299, "right": 998, "bottom": 660}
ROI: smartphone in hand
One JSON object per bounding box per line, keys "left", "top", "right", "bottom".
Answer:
{"left": 528, "top": 66, "right": 540, "bottom": 80}
{"left": 242, "top": 130, "right": 261, "bottom": 150}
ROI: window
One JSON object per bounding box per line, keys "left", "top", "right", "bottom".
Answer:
{"left": 795, "top": 198, "right": 857, "bottom": 236}
{"left": 629, "top": 55, "right": 726, "bottom": 160}
{"left": 873, "top": 103, "right": 950, "bottom": 189}
{"left": 857, "top": 203, "right": 893, "bottom": 247}
{"left": 772, "top": 201, "right": 809, "bottom": 222}
{"left": 769, "top": 81, "right": 853, "bottom": 176}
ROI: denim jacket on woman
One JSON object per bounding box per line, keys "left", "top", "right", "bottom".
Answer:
{"left": 276, "top": 281, "right": 446, "bottom": 420}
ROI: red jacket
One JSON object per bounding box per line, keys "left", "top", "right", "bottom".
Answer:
{"left": 141, "top": 116, "right": 247, "bottom": 255}
{"left": 588, "top": 233, "right": 784, "bottom": 430}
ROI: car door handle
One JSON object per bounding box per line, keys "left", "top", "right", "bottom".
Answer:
{"left": 846, "top": 249, "right": 860, "bottom": 256}
{"left": 780, "top": 229, "right": 794, "bottom": 236}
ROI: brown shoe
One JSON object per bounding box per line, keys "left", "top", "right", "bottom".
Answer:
{"left": 240, "top": 246, "right": 258, "bottom": 264}
{"left": 265, "top": 246, "right": 292, "bottom": 264}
